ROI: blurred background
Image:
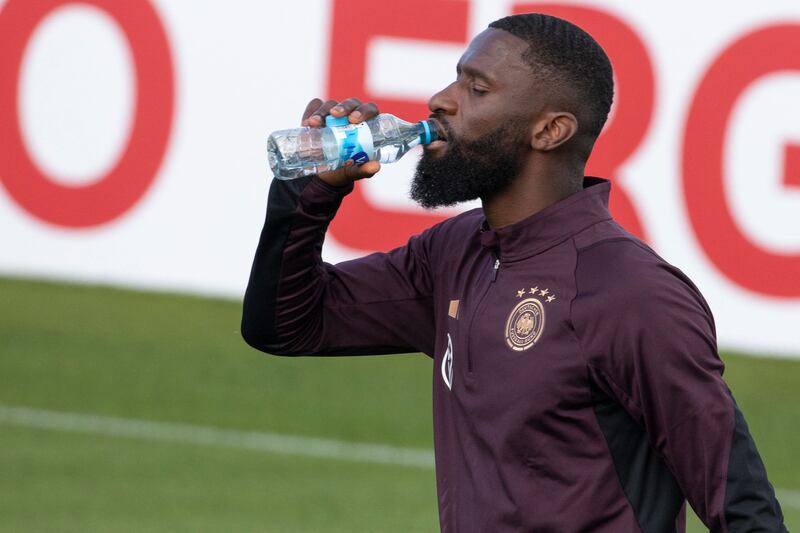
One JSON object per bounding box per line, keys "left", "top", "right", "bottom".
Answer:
{"left": 0, "top": 0, "right": 798, "bottom": 531}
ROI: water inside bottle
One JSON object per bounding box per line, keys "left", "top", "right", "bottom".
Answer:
{"left": 369, "top": 115, "right": 426, "bottom": 164}
{"left": 268, "top": 127, "right": 340, "bottom": 179}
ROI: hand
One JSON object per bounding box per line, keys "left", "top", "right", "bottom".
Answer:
{"left": 300, "top": 97, "right": 382, "bottom": 187}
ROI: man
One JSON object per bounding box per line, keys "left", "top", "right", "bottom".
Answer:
{"left": 242, "top": 13, "right": 786, "bottom": 532}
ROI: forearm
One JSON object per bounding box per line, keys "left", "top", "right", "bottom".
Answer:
{"left": 241, "top": 174, "right": 436, "bottom": 357}
{"left": 241, "top": 175, "right": 351, "bottom": 354}
{"left": 717, "top": 398, "right": 785, "bottom": 532}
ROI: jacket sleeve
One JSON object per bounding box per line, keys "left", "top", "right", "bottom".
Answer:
{"left": 241, "top": 175, "right": 436, "bottom": 357}
{"left": 571, "top": 239, "right": 786, "bottom": 532}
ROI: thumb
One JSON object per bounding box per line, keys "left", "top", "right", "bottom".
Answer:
{"left": 345, "top": 160, "right": 381, "bottom": 181}
{"left": 317, "top": 160, "right": 382, "bottom": 187}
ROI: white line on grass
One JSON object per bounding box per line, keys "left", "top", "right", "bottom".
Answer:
{"left": 1, "top": 404, "right": 798, "bottom": 512}
{"left": 0, "top": 404, "right": 434, "bottom": 470}
{"left": 777, "top": 489, "right": 800, "bottom": 510}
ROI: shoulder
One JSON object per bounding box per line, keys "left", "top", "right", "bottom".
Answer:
{"left": 383, "top": 208, "right": 482, "bottom": 274}
{"left": 574, "top": 221, "right": 701, "bottom": 301}
{"left": 569, "top": 223, "right": 724, "bottom": 407}
{"left": 570, "top": 221, "right": 714, "bottom": 335}
{"left": 410, "top": 207, "right": 483, "bottom": 254}
{"left": 423, "top": 208, "right": 483, "bottom": 240}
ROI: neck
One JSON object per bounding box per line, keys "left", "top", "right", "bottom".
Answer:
{"left": 481, "top": 158, "right": 584, "bottom": 229}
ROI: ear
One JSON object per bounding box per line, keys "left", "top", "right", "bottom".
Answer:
{"left": 530, "top": 111, "right": 578, "bottom": 152}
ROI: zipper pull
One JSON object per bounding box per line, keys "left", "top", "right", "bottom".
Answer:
{"left": 491, "top": 258, "right": 500, "bottom": 282}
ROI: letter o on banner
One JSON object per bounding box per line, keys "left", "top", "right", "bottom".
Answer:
{"left": 0, "top": 0, "right": 174, "bottom": 227}
{"left": 683, "top": 25, "right": 800, "bottom": 297}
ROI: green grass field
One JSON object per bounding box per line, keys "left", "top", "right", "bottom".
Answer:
{"left": 1, "top": 276, "right": 797, "bottom": 532}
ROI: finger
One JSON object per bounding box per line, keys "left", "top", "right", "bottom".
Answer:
{"left": 349, "top": 102, "right": 379, "bottom": 123}
{"left": 301, "top": 98, "right": 324, "bottom": 126}
{"left": 305, "top": 99, "right": 340, "bottom": 127}
{"left": 329, "top": 97, "right": 363, "bottom": 117}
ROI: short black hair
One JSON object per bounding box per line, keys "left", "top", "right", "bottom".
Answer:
{"left": 489, "top": 13, "right": 614, "bottom": 139}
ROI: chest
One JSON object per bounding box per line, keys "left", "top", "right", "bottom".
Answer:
{"left": 433, "top": 244, "right": 590, "bottom": 418}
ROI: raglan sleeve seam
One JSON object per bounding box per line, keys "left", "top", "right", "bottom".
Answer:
{"left": 569, "top": 238, "right": 641, "bottom": 420}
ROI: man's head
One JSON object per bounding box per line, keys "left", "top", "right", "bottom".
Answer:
{"left": 410, "top": 13, "right": 614, "bottom": 209}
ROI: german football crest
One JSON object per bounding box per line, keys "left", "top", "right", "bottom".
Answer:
{"left": 505, "top": 287, "right": 556, "bottom": 351}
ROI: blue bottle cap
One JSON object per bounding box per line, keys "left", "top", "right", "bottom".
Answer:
{"left": 325, "top": 115, "right": 350, "bottom": 127}
{"left": 419, "top": 120, "right": 438, "bottom": 145}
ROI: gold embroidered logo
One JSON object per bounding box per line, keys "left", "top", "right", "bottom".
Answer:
{"left": 448, "top": 300, "right": 460, "bottom": 319}
{"left": 505, "top": 287, "right": 556, "bottom": 351}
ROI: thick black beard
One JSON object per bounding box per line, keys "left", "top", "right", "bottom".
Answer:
{"left": 410, "top": 119, "right": 529, "bottom": 209}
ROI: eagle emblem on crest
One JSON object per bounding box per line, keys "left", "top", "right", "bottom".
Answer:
{"left": 516, "top": 312, "right": 535, "bottom": 336}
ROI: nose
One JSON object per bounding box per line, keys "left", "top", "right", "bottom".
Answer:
{"left": 428, "top": 81, "right": 458, "bottom": 116}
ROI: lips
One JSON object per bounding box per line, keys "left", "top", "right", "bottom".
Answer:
{"left": 425, "top": 117, "right": 449, "bottom": 154}
{"left": 427, "top": 117, "right": 449, "bottom": 143}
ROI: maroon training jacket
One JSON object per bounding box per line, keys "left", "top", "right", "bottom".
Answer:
{"left": 242, "top": 175, "right": 786, "bottom": 532}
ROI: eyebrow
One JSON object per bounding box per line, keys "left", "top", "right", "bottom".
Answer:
{"left": 456, "top": 62, "right": 496, "bottom": 84}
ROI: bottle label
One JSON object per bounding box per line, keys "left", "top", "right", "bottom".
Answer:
{"left": 331, "top": 123, "right": 374, "bottom": 164}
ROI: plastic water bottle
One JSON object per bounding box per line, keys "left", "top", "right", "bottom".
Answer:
{"left": 267, "top": 113, "right": 439, "bottom": 180}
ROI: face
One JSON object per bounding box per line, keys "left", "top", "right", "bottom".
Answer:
{"left": 411, "top": 29, "right": 541, "bottom": 208}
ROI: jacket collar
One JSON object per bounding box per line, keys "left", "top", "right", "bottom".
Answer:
{"left": 478, "top": 177, "right": 612, "bottom": 262}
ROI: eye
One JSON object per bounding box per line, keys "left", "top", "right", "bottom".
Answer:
{"left": 471, "top": 85, "right": 489, "bottom": 96}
